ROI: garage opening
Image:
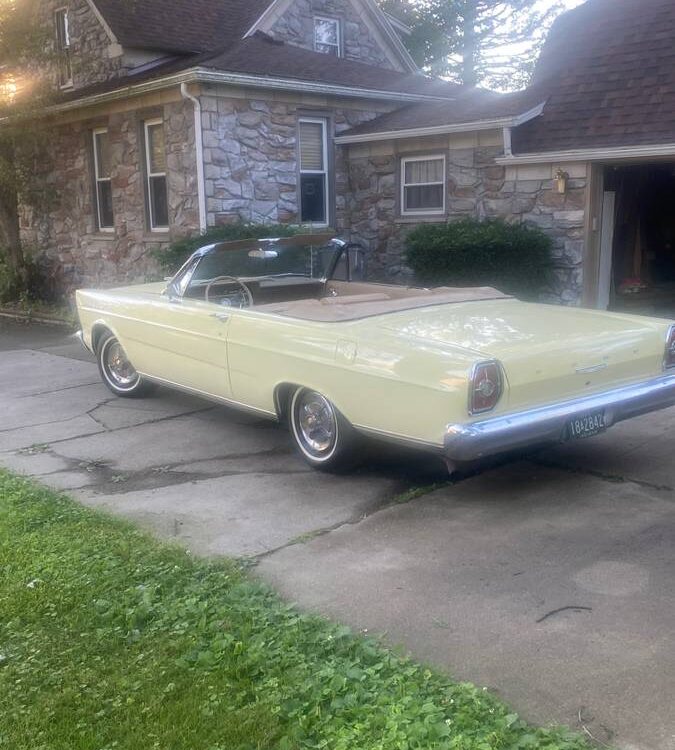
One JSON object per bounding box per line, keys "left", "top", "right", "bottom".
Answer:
{"left": 602, "top": 163, "right": 675, "bottom": 317}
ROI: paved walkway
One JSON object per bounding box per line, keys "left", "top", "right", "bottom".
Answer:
{"left": 1, "top": 318, "right": 674, "bottom": 750}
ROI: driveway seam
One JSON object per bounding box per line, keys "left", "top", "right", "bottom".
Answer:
{"left": 530, "top": 457, "right": 675, "bottom": 493}
{"left": 247, "top": 480, "right": 451, "bottom": 564}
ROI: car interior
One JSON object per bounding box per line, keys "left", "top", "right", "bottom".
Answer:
{"left": 170, "top": 236, "right": 509, "bottom": 322}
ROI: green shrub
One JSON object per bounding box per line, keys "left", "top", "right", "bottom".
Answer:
{"left": 405, "top": 218, "right": 553, "bottom": 299}
{"left": 0, "top": 253, "right": 59, "bottom": 305}
{"left": 153, "top": 223, "right": 313, "bottom": 274}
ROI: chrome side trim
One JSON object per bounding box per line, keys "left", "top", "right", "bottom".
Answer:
{"left": 575, "top": 363, "right": 608, "bottom": 375}
{"left": 137, "top": 372, "right": 279, "bottom": 420}
{"left": 444, "top": 374, "right": 675, "bottom": 462}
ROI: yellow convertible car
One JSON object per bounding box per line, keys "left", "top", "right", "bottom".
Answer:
{"left": 76, "top": 234, "right": 675, "bottom": 473}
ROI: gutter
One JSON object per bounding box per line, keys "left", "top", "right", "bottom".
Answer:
{"left": 180, "top": 83, "right": 207, "bottom": 233}
{"left": 45, "top": 67, "right": 457, "bottom": 116}
{"left": 335, "top": 117, "right": 515, "bottom": 144}
{"left": 497, "top": 142, "right": 675, "bottom": 165}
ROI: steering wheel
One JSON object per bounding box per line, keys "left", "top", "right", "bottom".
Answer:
{"left": 205, "top": 275, "right": 254, "bottom": 307}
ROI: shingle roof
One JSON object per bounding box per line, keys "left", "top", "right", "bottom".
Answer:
{"left": 52, "top": 34, "right": 458, "bottom": 108}
{"left": 336, "top": 87, "right": 541, "bottom": 137}
{"left": 200, "top": 35, "right": 457, "bottom": 98}
{"left": 338, "top": 0, "right": 675, "bottom": 152}
{"left": 512, "top": 0, "right": 675, "bottom": 153}
{"left": 92, "top": 0, "right": 271, "bottom": 53}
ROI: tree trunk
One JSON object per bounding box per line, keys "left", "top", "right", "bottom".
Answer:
{"left": 0, "top": 186, "right": 23, "bottom": 272}
{"left": 461, "top": 0, "right": 478, "bottom": 87}
{"left": 0, "top": 139, "right": 24, "bottom": 273}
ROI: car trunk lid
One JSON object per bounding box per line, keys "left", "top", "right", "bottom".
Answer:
{"left": 379, "top": 299, "right": 670, "bottom": 413}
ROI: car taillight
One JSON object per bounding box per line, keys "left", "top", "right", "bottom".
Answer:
{"left": 470, "top": 360, "right": 503, "bottom": 415}
{"left": 665, "top": 326, "right": 675, "bottom": 369}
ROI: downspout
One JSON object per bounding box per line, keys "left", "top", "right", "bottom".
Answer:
{"left": 503, "top": 126, "right": 513, "bottom": 158}
{"left": 180, "top": 82, "right": 207, "bottom": 233}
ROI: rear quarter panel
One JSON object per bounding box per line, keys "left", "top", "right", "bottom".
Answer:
{"left": 226, "top": 310, "right": 476, "bottom": 447}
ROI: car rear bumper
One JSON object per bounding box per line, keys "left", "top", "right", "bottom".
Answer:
{"left": 444, "top": 373, "right": 675, "bottom": 462}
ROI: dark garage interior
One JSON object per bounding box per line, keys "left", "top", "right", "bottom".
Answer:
{"left": 605, "top": 163, "right": 675, "bottom": 317}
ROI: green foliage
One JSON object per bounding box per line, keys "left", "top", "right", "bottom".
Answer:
{"left": 405, "top": 218, "right": 553, "bottom": 299}
{"left": 0, "top": 251, "right": 59, "bottom": 304}
{"left": 0, "top": 470, "right": 592, "bottom": 750}
{"left": 154, "top": 223, "right": 309, "bottom": 274}
{"left": 379, "top": 0, "right": 565, "bottom": 90}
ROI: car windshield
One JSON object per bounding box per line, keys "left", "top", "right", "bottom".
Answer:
{"left": 178, "top": 235, "right": 345, "bottom": 292}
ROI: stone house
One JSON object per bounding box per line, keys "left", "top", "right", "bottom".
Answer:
{"left": 17, "top": 0, "right": 675, "bottom": 313}
{"left": 20, "top": 0, "right": 454, "bottom": 289}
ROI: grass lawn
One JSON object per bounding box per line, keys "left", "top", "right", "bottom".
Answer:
{"left": 0, "top": 470, "right": 592, "bottom": 750}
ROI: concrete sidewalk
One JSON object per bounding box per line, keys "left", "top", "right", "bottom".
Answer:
{"left": 1, "top": 318, "right": 674, "bottom": 750}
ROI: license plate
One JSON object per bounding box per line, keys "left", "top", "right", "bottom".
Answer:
{"left": 567, "top": 410, "right": 606, "bottom": 440}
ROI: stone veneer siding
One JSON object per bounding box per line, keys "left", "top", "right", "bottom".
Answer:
{"left": 199, "top": 89, "right": 389, "bottom": 227}
{"left": 19, "top": 98, "right": 199, "bottom": 291}
{"left": 39, "top": 0, "right": 127, "bottom": 90}
{"left": 269, "top": 0, "right": 398, "bottom": 70}
{"left": 342, "top": 131, "right": 588, "bottom": 304}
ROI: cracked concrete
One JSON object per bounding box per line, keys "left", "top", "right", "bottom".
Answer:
{"left": 1, "top": 317, "right": 675, "bottom": 750}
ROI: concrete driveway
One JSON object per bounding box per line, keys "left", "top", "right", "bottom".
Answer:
{"left": 1, "top": 317, "right": 674, "bottom": 750}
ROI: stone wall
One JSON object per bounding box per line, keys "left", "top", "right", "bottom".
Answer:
{"left": 342, "top": 132, "right": 588, "bottom": 304}
{"left": 199, "top": 89, "right": 387, "bottom": 227}
{"left": 37, "top": 0, "right": 127, "bottom": 90}
{"left": 19, "top": 98, "right": 199, "bottom": 292}
{"left": 269, "top": 0, "right": 398, "bottom": 70}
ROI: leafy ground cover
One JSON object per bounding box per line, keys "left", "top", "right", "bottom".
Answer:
{"left": 0, "top": 471, "right": 592, "bottom": 750}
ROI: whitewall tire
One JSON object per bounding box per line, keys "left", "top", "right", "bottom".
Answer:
{"left": 96, "top": 332, "right": 154, "bottom": 398}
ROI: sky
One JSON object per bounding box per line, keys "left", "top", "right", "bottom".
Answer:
{"left": 544, "top": 0, "right": 585, "bottom": 8}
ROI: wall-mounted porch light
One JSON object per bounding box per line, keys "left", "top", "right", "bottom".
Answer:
{"left": 555, "top": 168, "right": 570, "bottom": 194}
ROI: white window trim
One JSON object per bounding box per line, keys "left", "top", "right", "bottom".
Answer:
{"left": 92, "top": 127, "right": 113, "bottom": 232}
{"left": 314, "top": 16, "right": 342, "bottom": 57}
{"left": 299, "top": 117, "right": 329, "bottom": 227}
{"left": 144, "top": 118, "right": 169, "bottom": 232}
{"left": 400, "top": 154, "right": 447, "bottom": 217}
{"left": 54, "top": 7, "right": 73, "bottom": 89}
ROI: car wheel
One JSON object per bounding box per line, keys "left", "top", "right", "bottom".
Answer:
{"left": 288, "top": 387, "right": 361, "bottom": 472}
{"left": 96, "top": 332, "right": 154, "bottom": 398}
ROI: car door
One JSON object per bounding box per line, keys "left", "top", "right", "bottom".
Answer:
{"left": 129, "top": 292, "right": 234, "bottom": 400}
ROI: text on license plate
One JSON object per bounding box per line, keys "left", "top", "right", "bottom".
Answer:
{"left": 567, "top": 411, "right": 606, "bottom": 439}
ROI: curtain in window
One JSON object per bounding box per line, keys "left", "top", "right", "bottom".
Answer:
{"left": 404, "top": 159, "right": 444, "bottom": 185}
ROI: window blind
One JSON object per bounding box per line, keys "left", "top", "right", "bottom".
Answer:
{"left": 299, "top": 121, "right": 324, "bottom": 171}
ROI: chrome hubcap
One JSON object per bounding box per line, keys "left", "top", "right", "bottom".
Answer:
{"left": 105, "top": 340, "right": 138, "bottom": 388}
{"left": 296, "top": 392, "right": 337, "bottom": 455}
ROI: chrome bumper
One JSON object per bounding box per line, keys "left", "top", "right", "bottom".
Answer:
{"left": 444, "top": 373, "right": 675, "bottom": 462}
{"left": 75, "top": 330, "right": 93, "bottom": 354}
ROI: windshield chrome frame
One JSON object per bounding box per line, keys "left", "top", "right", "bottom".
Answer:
{"left": 165, "top": 234, "right": 347, "bottom": 300}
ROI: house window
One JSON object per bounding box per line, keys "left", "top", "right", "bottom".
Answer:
{"left": 299, "top": 118, "right": 329, "bottom": 225}
{"left": 92, "top": 128, "right": 114, "bottom": 231}
{"left": 314, "top": 17, "right": 341, "bottom": 57}
{"left": 144, "top": 119, "right": 169, "bottom": 231}
{"left": 401, "top": 155, "right": 446, "bottom": 215}
{"left": 54, "top": 8, "right": 72, "bottom": 88}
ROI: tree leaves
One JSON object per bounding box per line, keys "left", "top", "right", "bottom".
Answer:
{"left": 379, "top": 0, "right": 567, "bottom": 90}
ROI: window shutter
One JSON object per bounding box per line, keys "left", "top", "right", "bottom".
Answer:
{"left": 299, "top": 121, "right": 324, "bottom": 171}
